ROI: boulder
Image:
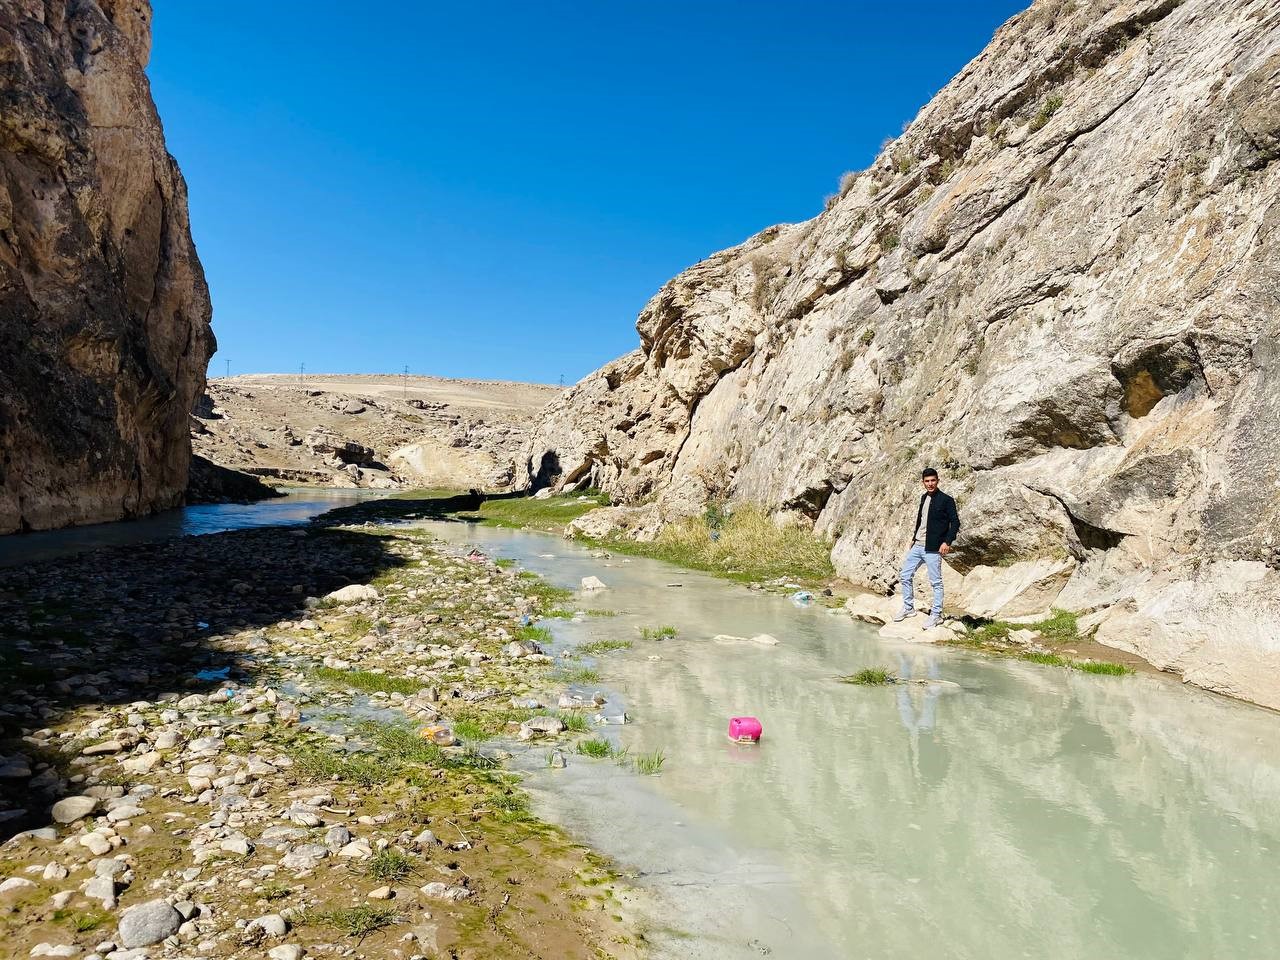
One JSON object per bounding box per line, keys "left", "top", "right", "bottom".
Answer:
{"left": 118, "top": 899, "right": 183, "bottom": 948}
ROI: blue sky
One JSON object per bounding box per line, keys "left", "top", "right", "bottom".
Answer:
{"left": 148, "top": 2, "right": 1026, "bottom": 385}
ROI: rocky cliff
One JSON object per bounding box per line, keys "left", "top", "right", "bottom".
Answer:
{"left": 526, "top": 0, "right": 1280, "bottom": 705}
{"left": 0, "top": 0, "right": 213, "bottom": 532}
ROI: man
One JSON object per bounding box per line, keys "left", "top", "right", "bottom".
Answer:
{"left": 892, "top": 468, "right": 960, "bottom": 629}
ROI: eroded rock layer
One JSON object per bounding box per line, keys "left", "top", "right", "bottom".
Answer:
{"left": 526, "top": 0, "right": 1280, "bottom": 705}
{"left": 0, "top": 0, "right": 214, "bottom": 532}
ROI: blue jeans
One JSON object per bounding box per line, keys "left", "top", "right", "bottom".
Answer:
{"left": 900, "top": 545, "right": 943, "bottom": 617}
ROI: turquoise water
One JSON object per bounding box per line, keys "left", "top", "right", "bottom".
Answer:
{"left": 425, "top": 520, "right": 1280, "bottom": 960}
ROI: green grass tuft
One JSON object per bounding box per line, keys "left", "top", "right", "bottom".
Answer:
{"left": 635, "top": 749, "right": 665, "bottom": 776}
{"left": 559, "top": 666, "right": 600, "bottom": 685}
{"left": 576, "top": 638, "right": 633, "bottom": 655}
{"left": 298, "top": 904, "right": 398, "bottom": 939}
{"left": 516, "top": 624, "right": 554, "bottom": 645}
{"left": 840, "top": 668, "right": 895, "bottom": 685}
{"left": 1071, "top": 660, "right": 1133, "bottom": 676}
{"left": 575, "top": 738, "right": 614, "bottom": 759}
{"left": 367, "top": 849, "right": 417, "bottom": 883}
{"left": 640, "top": 625, "right": 678, "bottom": 641}
{"left": 312, "top": 666, "right": 419, "bottom": 696}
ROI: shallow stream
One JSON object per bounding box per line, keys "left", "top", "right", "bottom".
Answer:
{"left": 0, "top": 487, "right": 389, "bottom": 567}
{"left": 423, "top": 520, "right": 1280, "bottom": 960}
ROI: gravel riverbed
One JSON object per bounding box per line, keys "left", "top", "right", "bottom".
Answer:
{"left": 0, "top": 520, "right": 641, "bottom": 959}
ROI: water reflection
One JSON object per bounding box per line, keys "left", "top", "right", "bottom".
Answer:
{"left": 424, "top": 521, "right": 1280, "bottom": 960}
{"left": 0, "top": 487, "right": 391, "bottom": 567}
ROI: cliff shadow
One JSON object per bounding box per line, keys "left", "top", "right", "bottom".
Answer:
{"left": 0, "top": 520, "right": 412, "bottom": 840}
{"left": 311, "top": 488, "right": 525, "bottom": 529}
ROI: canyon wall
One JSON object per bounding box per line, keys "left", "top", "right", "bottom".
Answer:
{"left": 526, "top": 0, "right": 1280, "bottom": 705}
{"left": 0, "top": 0, "right": 213, "bottom": 532}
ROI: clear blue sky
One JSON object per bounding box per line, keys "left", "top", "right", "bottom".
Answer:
{"left": 148, "top": 2, "right": 1026, "bottom": 385}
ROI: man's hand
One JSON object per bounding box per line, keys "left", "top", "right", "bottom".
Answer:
{"left": 939, "top": 543, "right": 951, "bottom": 556}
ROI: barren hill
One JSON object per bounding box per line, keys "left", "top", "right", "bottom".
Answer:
{"left": 193, "top": 374, "right": 559, "bottom": 491}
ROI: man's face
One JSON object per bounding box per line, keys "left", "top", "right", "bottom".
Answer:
{"left": 922, "top": 474, "right": 939, "bottom": 493}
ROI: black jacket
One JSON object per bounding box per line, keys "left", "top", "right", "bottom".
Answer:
{"left": 911, "top": 490, "right": 960, "bottom": 553}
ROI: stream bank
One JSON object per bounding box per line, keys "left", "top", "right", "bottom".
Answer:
{"left": 0, "top": 517, "right": 644, "bottom": 959}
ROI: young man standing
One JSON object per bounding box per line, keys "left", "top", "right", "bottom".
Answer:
{"left": 893, "top": 468, "right": 960, "bottom": 629}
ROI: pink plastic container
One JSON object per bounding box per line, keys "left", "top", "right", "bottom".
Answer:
{"left": 728, "top": 716, "right": 763, "bottom": 743}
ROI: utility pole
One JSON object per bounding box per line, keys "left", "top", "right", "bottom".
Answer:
{"left": 402, "top": 364, "right": 409, "bottom": 401}
{"left": 558, "top": 373, "right": 565, "bottom": 388}
{"left": 224, "top": 358, "right": 230, "bottom": 379}
{"left": 299, "top": 362, "right": 305, "bottom": 389}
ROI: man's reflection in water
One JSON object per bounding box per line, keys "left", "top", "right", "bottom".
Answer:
{"left": 895, "top": 652, "right": 949, "bottom": 784}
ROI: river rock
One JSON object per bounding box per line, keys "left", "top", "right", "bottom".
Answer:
{"left": 247, "top": 914, "right": 288, "bottom": 938}
{"left": 325, "top": 584, "right": 380, "bottom": 603}
{"left": 0, "top": 877, "right": 36, "bottom": 896}
{"left": 51, "top": 796, "right": 98, "bottom": 824}
{"left": 268, "top": 946, "right": 304, "bottom": 960}
{"left": 580, "top": 576, "right": 608, "bottom": 592}
{"left": 118, "top": 899, "right": 183, "bottom": 948}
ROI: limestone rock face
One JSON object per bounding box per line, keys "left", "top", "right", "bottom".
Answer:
{"left": 0, "top": 0, "right": 214, "bottom": 532}
{"left": 526, "top": 0, "right": 1280, "bottom": 706}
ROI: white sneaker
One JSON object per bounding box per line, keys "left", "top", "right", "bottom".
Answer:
{"left": 923, "top": 615, "right": 940, "bottom": 630}
{"left": 891, "top": 609, "right": 915, "bottom": 622}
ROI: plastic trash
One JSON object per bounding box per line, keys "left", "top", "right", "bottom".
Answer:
{"left": 418, "top": 724, "right": 456, "bottom": 746}
{"left": 790, "top": 591, "right": 813, "bottom": 607}
{"left": 196, "top": 621, "right": 210, "bottom": 630}
{"left": 728, "top": 716, "right": 763, "bottom": 743}
{"left": 518, "top": 614, "right": 533, "bottom": 626}
{"left": 194, "top": 667, "right": 231, "bottom": 681}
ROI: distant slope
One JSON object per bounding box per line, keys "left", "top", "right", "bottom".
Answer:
{"left": 194, "top": 374, "right": 560, "bottom": 491}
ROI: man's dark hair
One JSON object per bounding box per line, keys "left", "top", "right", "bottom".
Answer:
{"left": 921, "top": 467, "right": 939, "bottom": 479}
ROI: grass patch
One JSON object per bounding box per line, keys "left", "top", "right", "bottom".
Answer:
{"left": 1071, "top": 660, "right": 1133, "bottom": 676}
{"left": 495, "top": 558, "right": 516, "bottom": 568}
{"left": 368, "top": 849, "right": 417, "bottom": 883}
{"left": 577, "top": 638, "right": 632, "bottom": 655}
{"left": 513, "top": 572, "right": 575, "bottom": 610}
{"left": 558, "top": 712, "right": 591, "bottom": 733}
{"left": 640, "top": 625, "right": 678, "bottom": 641}
{"left": 71, "top": 910, "right": 109, "bottom": 932}
{"left": 951, "top": 610, "right": 1132, "bottom": 676}
{"left": 298, "top": 904, "right": 398, "bottom": 939}
{"left": 559, "top": 666, "right": 600, "bottom": 685}
{"left": 840, "top": 668, "right": 895, "bottom": 685}
{"left": 1028, "top": 93, "right": 1064, "bottom": 132}
{"left": 516, "top": 624, "right": 553, "bottom": 645}
{"left": 635, "top": 749, "right": 665, "bottom": 776}
{"left": 259, "top": 881, "right": 292, "bottom": 901}
{"left": 290, "top": 746, "right": 393, "bottom": 787}
{"left": 472, "top": 491, "right": 611, "bottom": 533}
{"left": 451, "top": 717, "right": 492, "bottom": 742}
{"left": 595, "top": 504, "right": 834, "bottom": 584}
{"left": 575, "top": 738, "right": 615, "bottom": 759}
{"left": 312, "top": 666, "right": 419, "bottom": 696}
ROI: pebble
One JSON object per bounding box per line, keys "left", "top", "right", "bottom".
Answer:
{"left": 267, "top": 946, "right": 303, "bottom": 960}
